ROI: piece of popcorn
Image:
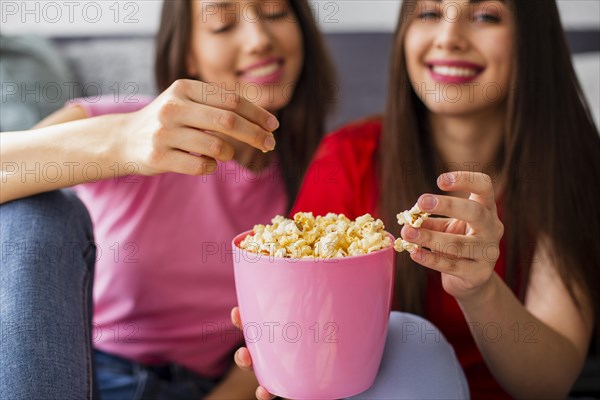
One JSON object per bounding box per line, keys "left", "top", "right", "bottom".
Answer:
{"left": 274, "top": 248, "right": 287, "bottom": 258}
{"left": 394, "top": 238, "right": 419, "bottom": 253}
{"left": 396, "top": 204, "right": 430, "bottom": 228}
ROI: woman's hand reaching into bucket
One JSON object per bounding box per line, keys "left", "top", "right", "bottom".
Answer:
{"left": 231, "top": 307, "right": 276, "bottom": 400}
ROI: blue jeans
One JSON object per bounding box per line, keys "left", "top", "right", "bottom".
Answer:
{"left": 0, "top": 190, "right": 97, "bottom": 400}
{"left": 95, "top": 350, "right": 218, "bottom": 400}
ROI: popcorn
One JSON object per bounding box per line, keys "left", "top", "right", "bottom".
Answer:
{"left": 239, "top": 212, "right": 392, "bottom": 259}
{"left": 394, "top": 238, "right": 418, "bottom": 254}
{"left": 395, "top": 202, "right": 430, "bottom": 253}
{"left": 396, "top": 204, "right": 429, "bottom": 228}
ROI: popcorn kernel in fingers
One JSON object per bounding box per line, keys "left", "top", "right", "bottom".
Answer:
{"left": 396, "top": 204, "right": 430, "bottom": 228}
{"left": 394, "top": 238, "right": 419, "bottom": 254}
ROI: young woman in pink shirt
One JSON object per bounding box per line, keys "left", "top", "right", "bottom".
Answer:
{"left": 1, "top": 1, "right": 337, "bottom": 398}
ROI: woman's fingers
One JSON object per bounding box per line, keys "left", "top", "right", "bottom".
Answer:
{"left": 155, "top": 150, "right": 217, "bottom": 176}
{"left": 231, "top": 307, "right": 242, "bottom": 330}
{"left": 178, "top": 101, "right": 276, "bottom": 152}
{"left": 159, "top": 99, "right": 275, "bottom": 153}
{"left": 256, "top": 386, "right": 276, "bottom": 400}
{"left": 167, "top": 127, "right": 235, "bottom": 162}
{"left": 234, "top": 347, "right": 253, "bottom": 371}
{"left": 417, "top": 194, "right": 489, "bottom": 226}
{"left": 418, "top": 217, "right": 466, "bottom": 235}
{"left": 169, "top": 80, "right": 278, "bottom": 152}
{"left": 409, "top": 246, "right": 478, "bottom": 278}
{"left": 231, "top": 308, "right": 274, "bottom": 400}
{"left": 401, "top": 225, "right": 496, "bottom": 261}
{"left": 180, "top": 80, "right": 279, "bottom": 132}
{"left": 436, "top": 171, "right": 496, "bottom": 210}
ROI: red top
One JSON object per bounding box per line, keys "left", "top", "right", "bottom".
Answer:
{"left": 291, "top": 118, "right": 512, "bottom": 399}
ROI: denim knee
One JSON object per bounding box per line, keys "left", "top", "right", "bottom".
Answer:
{"left": 0, "top": 189, "right": 97, "bottom": 400}
{"left": 0, "top": 189, "right": 95, "bottom": 268}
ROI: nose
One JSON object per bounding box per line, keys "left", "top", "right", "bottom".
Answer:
{"left": 433, "top": 13, "right": 469, "bottom": 53}
{"left": 242, "top": 18, "right": 273, "bottom": 55}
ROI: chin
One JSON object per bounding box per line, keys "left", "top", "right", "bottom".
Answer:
{"left": 423, "top": 100, "right": 494, "bottom": 116}
{"left": 258, "top": 94, "right": 291, "bottom": 114}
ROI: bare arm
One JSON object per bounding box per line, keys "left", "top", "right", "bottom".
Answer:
{"left": 402, "top": 172, "right": 592, "bottom": 398}
{"left": 1, "top": 106, "right": 128, "bottom": 203}
{"left": 1, "top": 79, "right": 279, "bottom": 204}
{"left": 457, "top": 243, "right": 592, "bottom": 398}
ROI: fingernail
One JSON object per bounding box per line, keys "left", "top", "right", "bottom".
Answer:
{"left": 420, "top": 195, "right": 438, "bottom": 211}
{"left": 439, "top": 172, "right": 456, "bottom": 186}
{"left": 234, "top": 350, "right": 246, "bottom": 366}
{"left": 264, "top": 135, "right": 276, "bottom": 151}
{"left": 267, "top": 116, "right": 279, "bottom": 131}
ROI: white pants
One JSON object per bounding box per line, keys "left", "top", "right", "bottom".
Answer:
{"left": 349, "top": 312, "right": 470, "bottom": 399}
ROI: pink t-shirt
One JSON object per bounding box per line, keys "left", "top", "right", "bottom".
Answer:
{"left": 70, "top": 97, "right": 288, "bottom": 377}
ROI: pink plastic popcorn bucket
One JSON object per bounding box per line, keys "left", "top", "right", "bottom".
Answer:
{"left": 232, "top": 230, "right": 395, "bottom": 399}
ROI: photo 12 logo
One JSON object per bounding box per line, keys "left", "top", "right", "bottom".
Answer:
{"left": 1, "top": 1, "right": 140, "bottom": 25}
{"left": 242, "top": 321, "right": 339, "bottom": 344}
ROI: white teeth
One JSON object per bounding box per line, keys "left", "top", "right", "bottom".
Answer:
{"left": 245, "top": 62, "right": 279, "bottom": 78}
{"left": 432, "top": 65, "right": 478, "bottom": 78}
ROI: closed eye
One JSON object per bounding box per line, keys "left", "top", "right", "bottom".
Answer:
{"left": 212, "top": 24, "right": 234, "bottom": 34}
{"left": 419, "top": 11, "right": 441, "bottom": 20}
{"left": 474, "top": 13, "right": 500, "bottom": 23}
{"left": 264, "top": 10, "right": 289, "bottom": 21}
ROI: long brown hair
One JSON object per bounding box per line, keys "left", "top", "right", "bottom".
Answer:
{"left": 155, "top": 0, "right": 336, "bottom": 210}
{"left": 380, "top": 0, "right": 600, "bottom": 331}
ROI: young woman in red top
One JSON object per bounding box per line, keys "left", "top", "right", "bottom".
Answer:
{"left": 233, "top": 0, "right": 600, "bottom": 398}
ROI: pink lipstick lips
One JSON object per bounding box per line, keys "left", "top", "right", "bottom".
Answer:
{"left": 238, "top": 57, "right": 284, "bottom": 85}
{"left": 427, "top": 60, "right": 485, "bottom": 84}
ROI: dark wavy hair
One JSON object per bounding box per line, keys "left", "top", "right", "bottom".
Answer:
{"left": 155, "top": 0, "right": 336, "bottom": 210}
{"left": 379, "top": 0, "right": 600, "bottom": 337}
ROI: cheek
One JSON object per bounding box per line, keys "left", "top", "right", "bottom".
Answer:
{"left": 404, "top": 27, "right": 428, "bottom": 81}
{"left": 277, "top": 23, "right": 303, "bottom": 71}
{"left": 481, "top": 31, "right": 514, "bottom": 90}
{"left": 194, "top": 41, "right": 236, "bottom": 83}
{"left": 497, "top": 41, "right": 513, "bottom": 90}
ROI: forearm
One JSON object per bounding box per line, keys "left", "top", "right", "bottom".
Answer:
{"left": 458, "top": 273, "right": 583, "bottom": 398}
{"left": 204, "top": 362, "right": 259, "bottom": 400}
{"left": 1, "top": 114, "right": 128, "bottom": 204}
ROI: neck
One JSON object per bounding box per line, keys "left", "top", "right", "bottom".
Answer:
{"left": 429, "top": 108, "right": 505, "bottom": 196}
{"left": 430, "top": 108, "right": 504, "bottom": 173}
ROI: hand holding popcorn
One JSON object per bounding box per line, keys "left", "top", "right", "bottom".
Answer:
{"left": 400, "top": 172, "right": 504, "bottom": 301}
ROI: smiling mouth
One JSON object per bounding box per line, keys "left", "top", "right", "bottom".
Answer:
{"left": 244, "top": 62, "right": 281, "bottom": 78}
{"left": 238, "top": 58, "right": 284, "bottom": 79}
{"left": 429, "top": 65, "right": 481, "bottom": 78}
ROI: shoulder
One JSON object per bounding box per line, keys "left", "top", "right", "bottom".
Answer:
{"left": 291, "top": 116, "right": 382, "bottom": 217}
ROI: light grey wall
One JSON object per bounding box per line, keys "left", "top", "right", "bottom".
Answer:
{"left": 1, "top": 0, "right": 599, "bottom": 36}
